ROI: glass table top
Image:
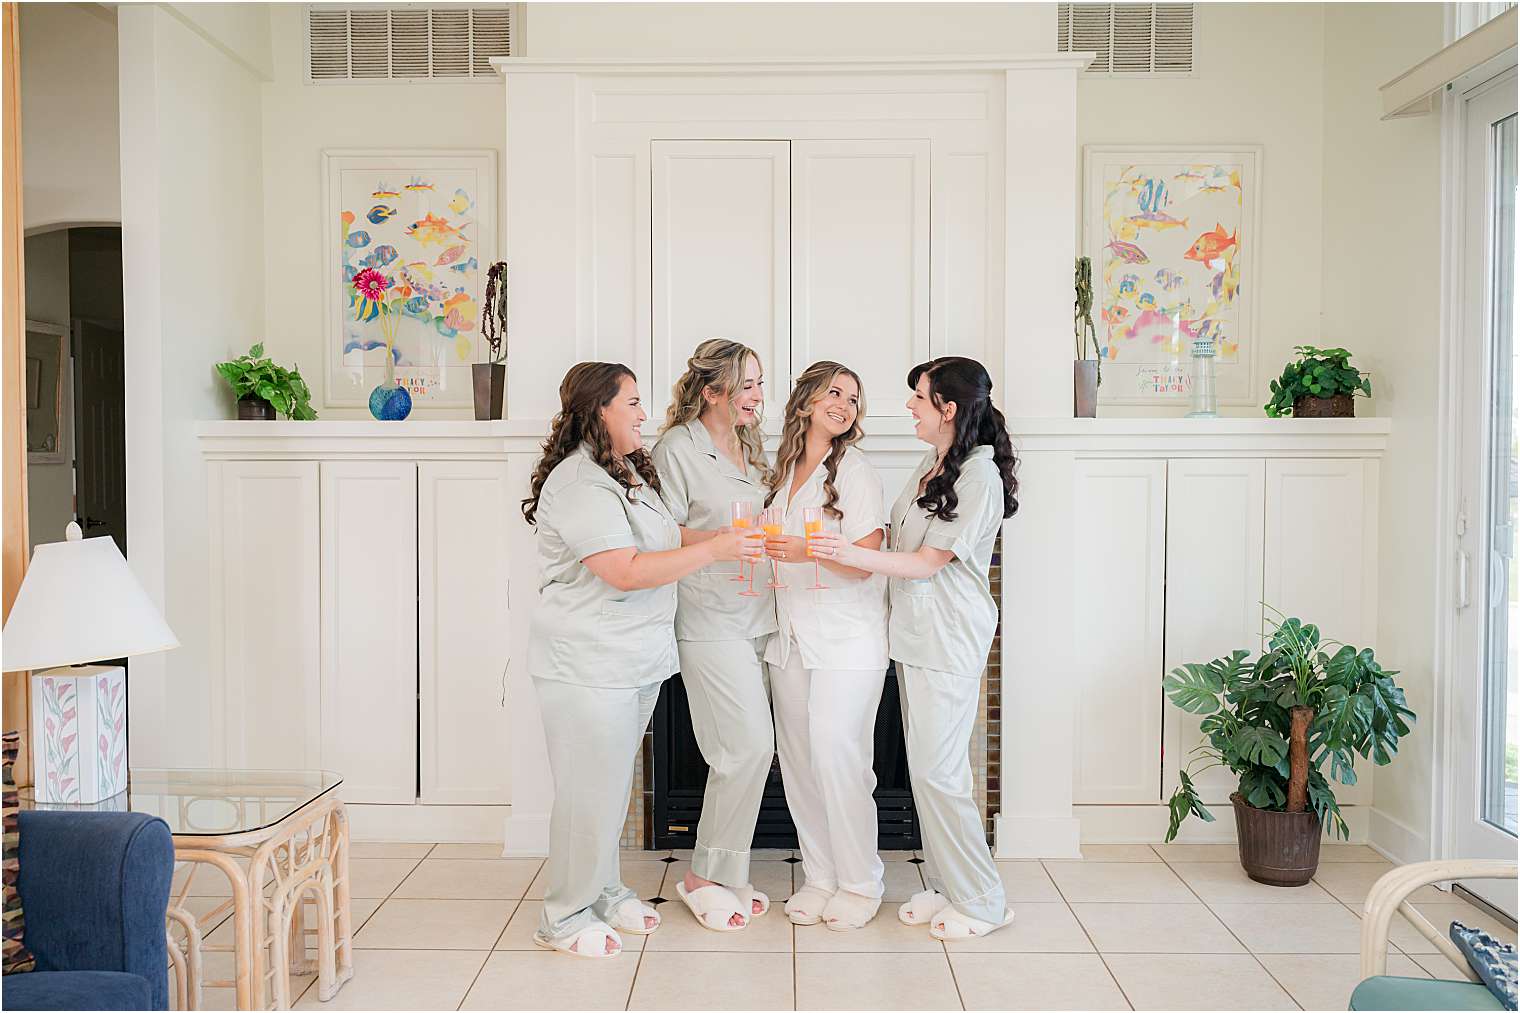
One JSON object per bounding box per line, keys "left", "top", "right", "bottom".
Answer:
{"left": 20, "top": 768, "right": 343, "bottom": 837}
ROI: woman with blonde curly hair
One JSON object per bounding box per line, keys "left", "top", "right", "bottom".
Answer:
{"left": 650, "top": 338, "right": 776, "bottom": 932}
{"left": 760, "top": 360, "right": 890, "bottom": 930}
{"left": 522, "top": 361, "right": 760, "bottom": 958}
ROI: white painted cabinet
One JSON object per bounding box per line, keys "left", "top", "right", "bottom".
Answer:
{"left": 419, "top": 462, "right": 512, "bottom": 804}
{"left": 1075, "top": 454, "right": 1379, "bottom": 808}
{"left": 1071, "top": 459, "right": 1166, "bottom": 804}
{"left": 320, "top": 462, "right": 418, "bottom": 804}
{"left": 792, "top": 139, "right": 931, "bottom": 418}
{"left": 1162, "top": 459, "right": 1266, "bottom": 804}
{"left": 209, "top": 461, "right": 321, "bottom": 770}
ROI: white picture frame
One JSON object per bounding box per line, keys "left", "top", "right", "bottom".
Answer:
{"left": 321, "top": 149, "right": 498, "bottom": 409}
{"left": 1083, "top": 144, "right": 1263, "bottom": 407}
{"left": 25, "top": 320, "right": 68, "bottom": 464}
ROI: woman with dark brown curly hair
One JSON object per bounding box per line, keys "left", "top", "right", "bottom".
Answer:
{"left": 522, "top": 361, "right": 761, "bottom": 959}
{"left": 758, "top": 361, "right": 890, "bottom": 931}
{"left": 809, "top": 356, "right": 1020, "bottom": 942}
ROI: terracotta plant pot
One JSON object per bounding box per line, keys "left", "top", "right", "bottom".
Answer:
{"left": 1231, "top": 792, "right": 1322, "bottom": 886}
{"left": 1293, "top": 393, "right": 1354, "bottom": 418}
{"left": 472, "top": 362, "right": 506, "bottom": 421}
{"left": 237, "top": 394, "right": 275, "bottom": 421}
{"left": 1074, "top": 360, "right": 1099, "bottom": 418}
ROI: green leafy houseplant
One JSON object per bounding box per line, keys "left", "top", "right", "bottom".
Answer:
{"left": 1163, "top": 610, "right": 1414, "bottom": 842}
{"left": 215, "top": 343, "right": 317, "bottom": 420}
{"left": 1264, "top": 345, "right": 1372, "bottom": 417}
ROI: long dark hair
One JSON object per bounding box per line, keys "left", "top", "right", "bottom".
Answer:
{"left": 521, "top": 362, "right": 660, "bottom": 525}
{"left": 910, "top": 357, "right": 1019, "bottom": 521}
{"left": 764, "top": 361, "right": 865, "bottom": 519}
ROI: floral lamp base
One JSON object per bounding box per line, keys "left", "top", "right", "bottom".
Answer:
{"left": 30, "top": 664, "right": 128, "bottom": 804}
{"left": 368, "top": 382, "right": 413, "bottom": 421}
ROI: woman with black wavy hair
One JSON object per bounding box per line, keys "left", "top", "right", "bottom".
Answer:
{"left": 808, "top": 355, "right": 1019, "bottom": 940}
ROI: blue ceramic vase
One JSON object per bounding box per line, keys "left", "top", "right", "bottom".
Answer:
{"left": 369, "top": 382, "right": 412, "bottom": 421}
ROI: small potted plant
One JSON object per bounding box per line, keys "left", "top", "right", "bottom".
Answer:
{"left": 1265, "top": 345, "right": 1372, "bottom": 418}
{"left": 473, "top": 261, "right": 508, "bottom": 421}
{"left": 1163, "top": 609, "right": 1414, "bottom": 885}
{"left": 215, "top": 343, "right": 317, "bottom": 421}
{"left": 1073, "top": 256, "right": 1101, "bottom": 418}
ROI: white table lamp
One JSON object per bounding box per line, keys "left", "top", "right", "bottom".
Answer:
{"left": 2, "top": 522, "right": 178, "bottom": 803}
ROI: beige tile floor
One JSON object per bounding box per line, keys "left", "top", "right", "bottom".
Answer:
{"left": 177, "top": 842, "right": 1514, "bottom": 1011}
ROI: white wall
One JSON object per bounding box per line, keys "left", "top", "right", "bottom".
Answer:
{"left": 19, "top": 2, "right": 120, "bottom": 231}
{"left": 1320, "top": 3, "right": 1445, "bottom": 861}
{"left": 1076, "top": 2, "right": 1327, "bottom": 417}
{"left": 259, "top": 4, "right": 504, "bottom": 419}
{"left": 120, "top": 4, "right": 268, "bottom": 767}
{"left": 22, "top": 230, "right": 73, "bottom": 550}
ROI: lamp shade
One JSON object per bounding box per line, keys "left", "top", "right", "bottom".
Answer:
{"left": 2, "top": 523, "right": 178, "bottom": 671}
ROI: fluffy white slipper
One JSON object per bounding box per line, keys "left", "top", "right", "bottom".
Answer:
{"left": 897, "top": 888, "right": 951, "bottom": 926}
{"left": 784, "top": 884, "right": 836, "bottom": 926}
{"left": 822, "top": 890, "right": 881, "bottom": 932}
{"left": 675, "top": 881, "right": 748, "bottom": 932}
{"left": 733, "top": 885, "right": 770, "bottom": 917}
{"left": 532, "top": 920, "right": 622, "bottom": 958}
{"left": 929, "top": 906, "right": 1016, "bottom": 941}
{"left": 605, "top": 897, "right": 660, "bottom": 935}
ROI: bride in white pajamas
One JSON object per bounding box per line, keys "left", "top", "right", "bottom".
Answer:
{"left": 522, "top": 362, "right": 760, "bottom": 958}
{"left": 759, "top": 361, "right": 889, "bottom": 931}
{"left": 809, "top": 355, "right": 1020, "bottom": 941}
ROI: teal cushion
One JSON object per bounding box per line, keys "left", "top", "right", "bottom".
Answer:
{"left": 1451, "top": 921, "right": 1518, "bottom": 1011}
{"left": 1350, "top": 975, "right": 1505, "bottom": 1011}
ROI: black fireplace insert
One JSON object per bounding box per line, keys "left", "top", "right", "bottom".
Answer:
{"left": 649, "top": 663, "right": 921, "bottom": 850}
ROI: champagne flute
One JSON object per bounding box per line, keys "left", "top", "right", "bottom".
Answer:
{"left": 730, "top": 500, "right": 756, "bottom": 583}
{"left": 760, "top": 506, "right": 789, "bottom": 590}
{"left": 803, "top": 506, "right": 829, "bottom": 590}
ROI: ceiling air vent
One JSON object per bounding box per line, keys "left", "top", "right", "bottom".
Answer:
{"left": 1057, "top": 3, "right": 1195, "bottom": 75}
{"left": 306, "top": 5, "right": 518, "bottom": 82}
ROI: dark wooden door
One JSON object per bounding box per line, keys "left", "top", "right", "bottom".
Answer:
{"left": 72, "top": 319, "right": 126, "bottom": 554}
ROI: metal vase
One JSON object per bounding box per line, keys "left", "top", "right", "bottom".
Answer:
{"left": 1073, "top": 360, "right": 1099, "bottom": 418}
{"left": 1231, "top": 793, "right": 1322, "bottom": 886}
{"left": 472, "top": 362, "right": 506, "bottom": 421}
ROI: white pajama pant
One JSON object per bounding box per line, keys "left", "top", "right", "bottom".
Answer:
{"left": 770, "top": 648, "right": 887, "bottom": 898}
{"left": 533, "top": 676, "right": 661, "bottom": 942}
{"left": 677, "top": 636, "right": 773, "bottom": 887}
{"left": 897, "top": 663, "right": 1006, "bottom": 924}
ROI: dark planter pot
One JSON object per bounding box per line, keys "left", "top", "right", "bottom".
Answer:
{"left": 1293, "top": 393, "right": 1355, "bottom": 418}
{"left": 237, "top": 394, "right": 276, "bottom": 421}
{"left": 1074, "top": 360, "right": 1099, "bottom": 418}
{"left": 1231, "top": 792, "right": 1322, "bottom": 886}
{"left": 472, "top": 362, "right": 506, "bottom": 421}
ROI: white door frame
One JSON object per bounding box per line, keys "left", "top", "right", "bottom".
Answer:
{"left": 1432, "top": 62, "right": 1518, "bottom": 892}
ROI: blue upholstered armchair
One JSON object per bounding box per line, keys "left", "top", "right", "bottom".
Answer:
{"left": 5, "top": 811, "right": 174, "bottom": 1012}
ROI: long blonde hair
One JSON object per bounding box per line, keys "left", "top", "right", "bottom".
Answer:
{"left": 764, "top": 361, "right": 865, "bottom": 519}
{"left": 662, "top": 338, "right": 769, "bottom": 478}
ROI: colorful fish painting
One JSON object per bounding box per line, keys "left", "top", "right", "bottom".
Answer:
{"left": 367, "top": 205, "right": 397, "bottom": 225}
{"left": 405, "top": 176, "right": 435, "bottom": 193}
{"left": 1129, "top": 210, "right": 1189, "bottom": 231}
{"left": 434, "top": 244, "right": 469, "bottom": 267}
{"left": 447, "top": 256, "right": 478, "bottom": 274}
{"left": 346, "top": 230, "right": 372, "bottom": 249}
{"left": 405, "top": 213, "right": 468, "bottom": 248}
{"left": 1154, "top": 268, "right": 1186, "bottom": 291}
{"left": 1184, "top": 223, "right": 1238, "bottom": 268}
{"left": 371, "top": 182, "right": 400, "bottom": 199}
{"left": 1105, "top": 239, "right": 1150, "bottom": 265}
{"left": 448, "top": 188, "right": 474, "bottom": 215}
{"left": 360, "top": 244, "right": 399, "bottom": 270}
{"left": 1118, "top": 274, "right": 1140, "bottom": 296}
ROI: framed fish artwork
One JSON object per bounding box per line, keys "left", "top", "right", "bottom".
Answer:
{"left": 1082, "top": 145, "right": 1263, "bottom": 406}
{"left": 322, "top": 149, "right": 497, "bottom": 409}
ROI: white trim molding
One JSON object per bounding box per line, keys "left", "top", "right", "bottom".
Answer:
{"left": 491, "top": 54, "right": 1097, "bottom": 76}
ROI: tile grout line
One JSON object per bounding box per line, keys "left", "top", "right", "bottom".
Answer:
{"left": 456, "top": 870, "right": 535, "bottom": 1012}
{"left": 1039, "top": 859, "right": 1137, "bottom": 1011}
{"left": 624, "top": 860, "right": 665, "bottom": 1011}
{"left": 1168, "top": 862, "right": 1304, "bottom": 1011}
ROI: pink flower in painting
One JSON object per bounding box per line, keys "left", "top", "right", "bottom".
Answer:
{"left": 353, "top": 268, "right": 390, "bottom": 302}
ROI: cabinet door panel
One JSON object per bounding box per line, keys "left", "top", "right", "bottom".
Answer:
{"left": 792, "top": 139, "right": 930, "bottom": 420}
{"left": 651, "top": 140, "right": 790, "bottom": 420}
{"left": 1072, "top": 459, "right": 1166, "bottom": 803}
{"left": 211, "top": 461, "right": 320, "bottom": 770}
{"left": 1264, "top": 459, "right": 1378, "bottom": 805}
{"left": 419, "top": 462, "right": 511, "bottom": 804}
{"left": 1163, "top": 459, "right": 1266, "bottom": 805}
{"left": 320, "top": 462, "right": 418, "bottom": 804}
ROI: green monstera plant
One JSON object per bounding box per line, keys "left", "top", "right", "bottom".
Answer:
{"left": 1163, "top": 609, "right": 1414, "bottom": 841}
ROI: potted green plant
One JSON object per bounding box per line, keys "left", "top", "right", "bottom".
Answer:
{"left": 473, "top": 261, "right": 508, "bottom": 421}
{"left": 1073, "top": 256, "right": 1101, "bottom": 418}
{"left": 215, "top": 343, "right": 317, "bottom": 421}
{"left": 1163, "top": 610, "right": 1414, "bottom": 885}
{"left": 1264, "top": 345, "right": 1372, "bottom": 418}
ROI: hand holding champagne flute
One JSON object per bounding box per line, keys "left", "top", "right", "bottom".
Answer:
{"left": 802, "top": 506, "right": 831, "bottom": 590}
{"left": 759, "top": 506, "right": 789, "bottom": 590}
{"left": 730, "top": 499, "right": 756, "bottom": 584}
